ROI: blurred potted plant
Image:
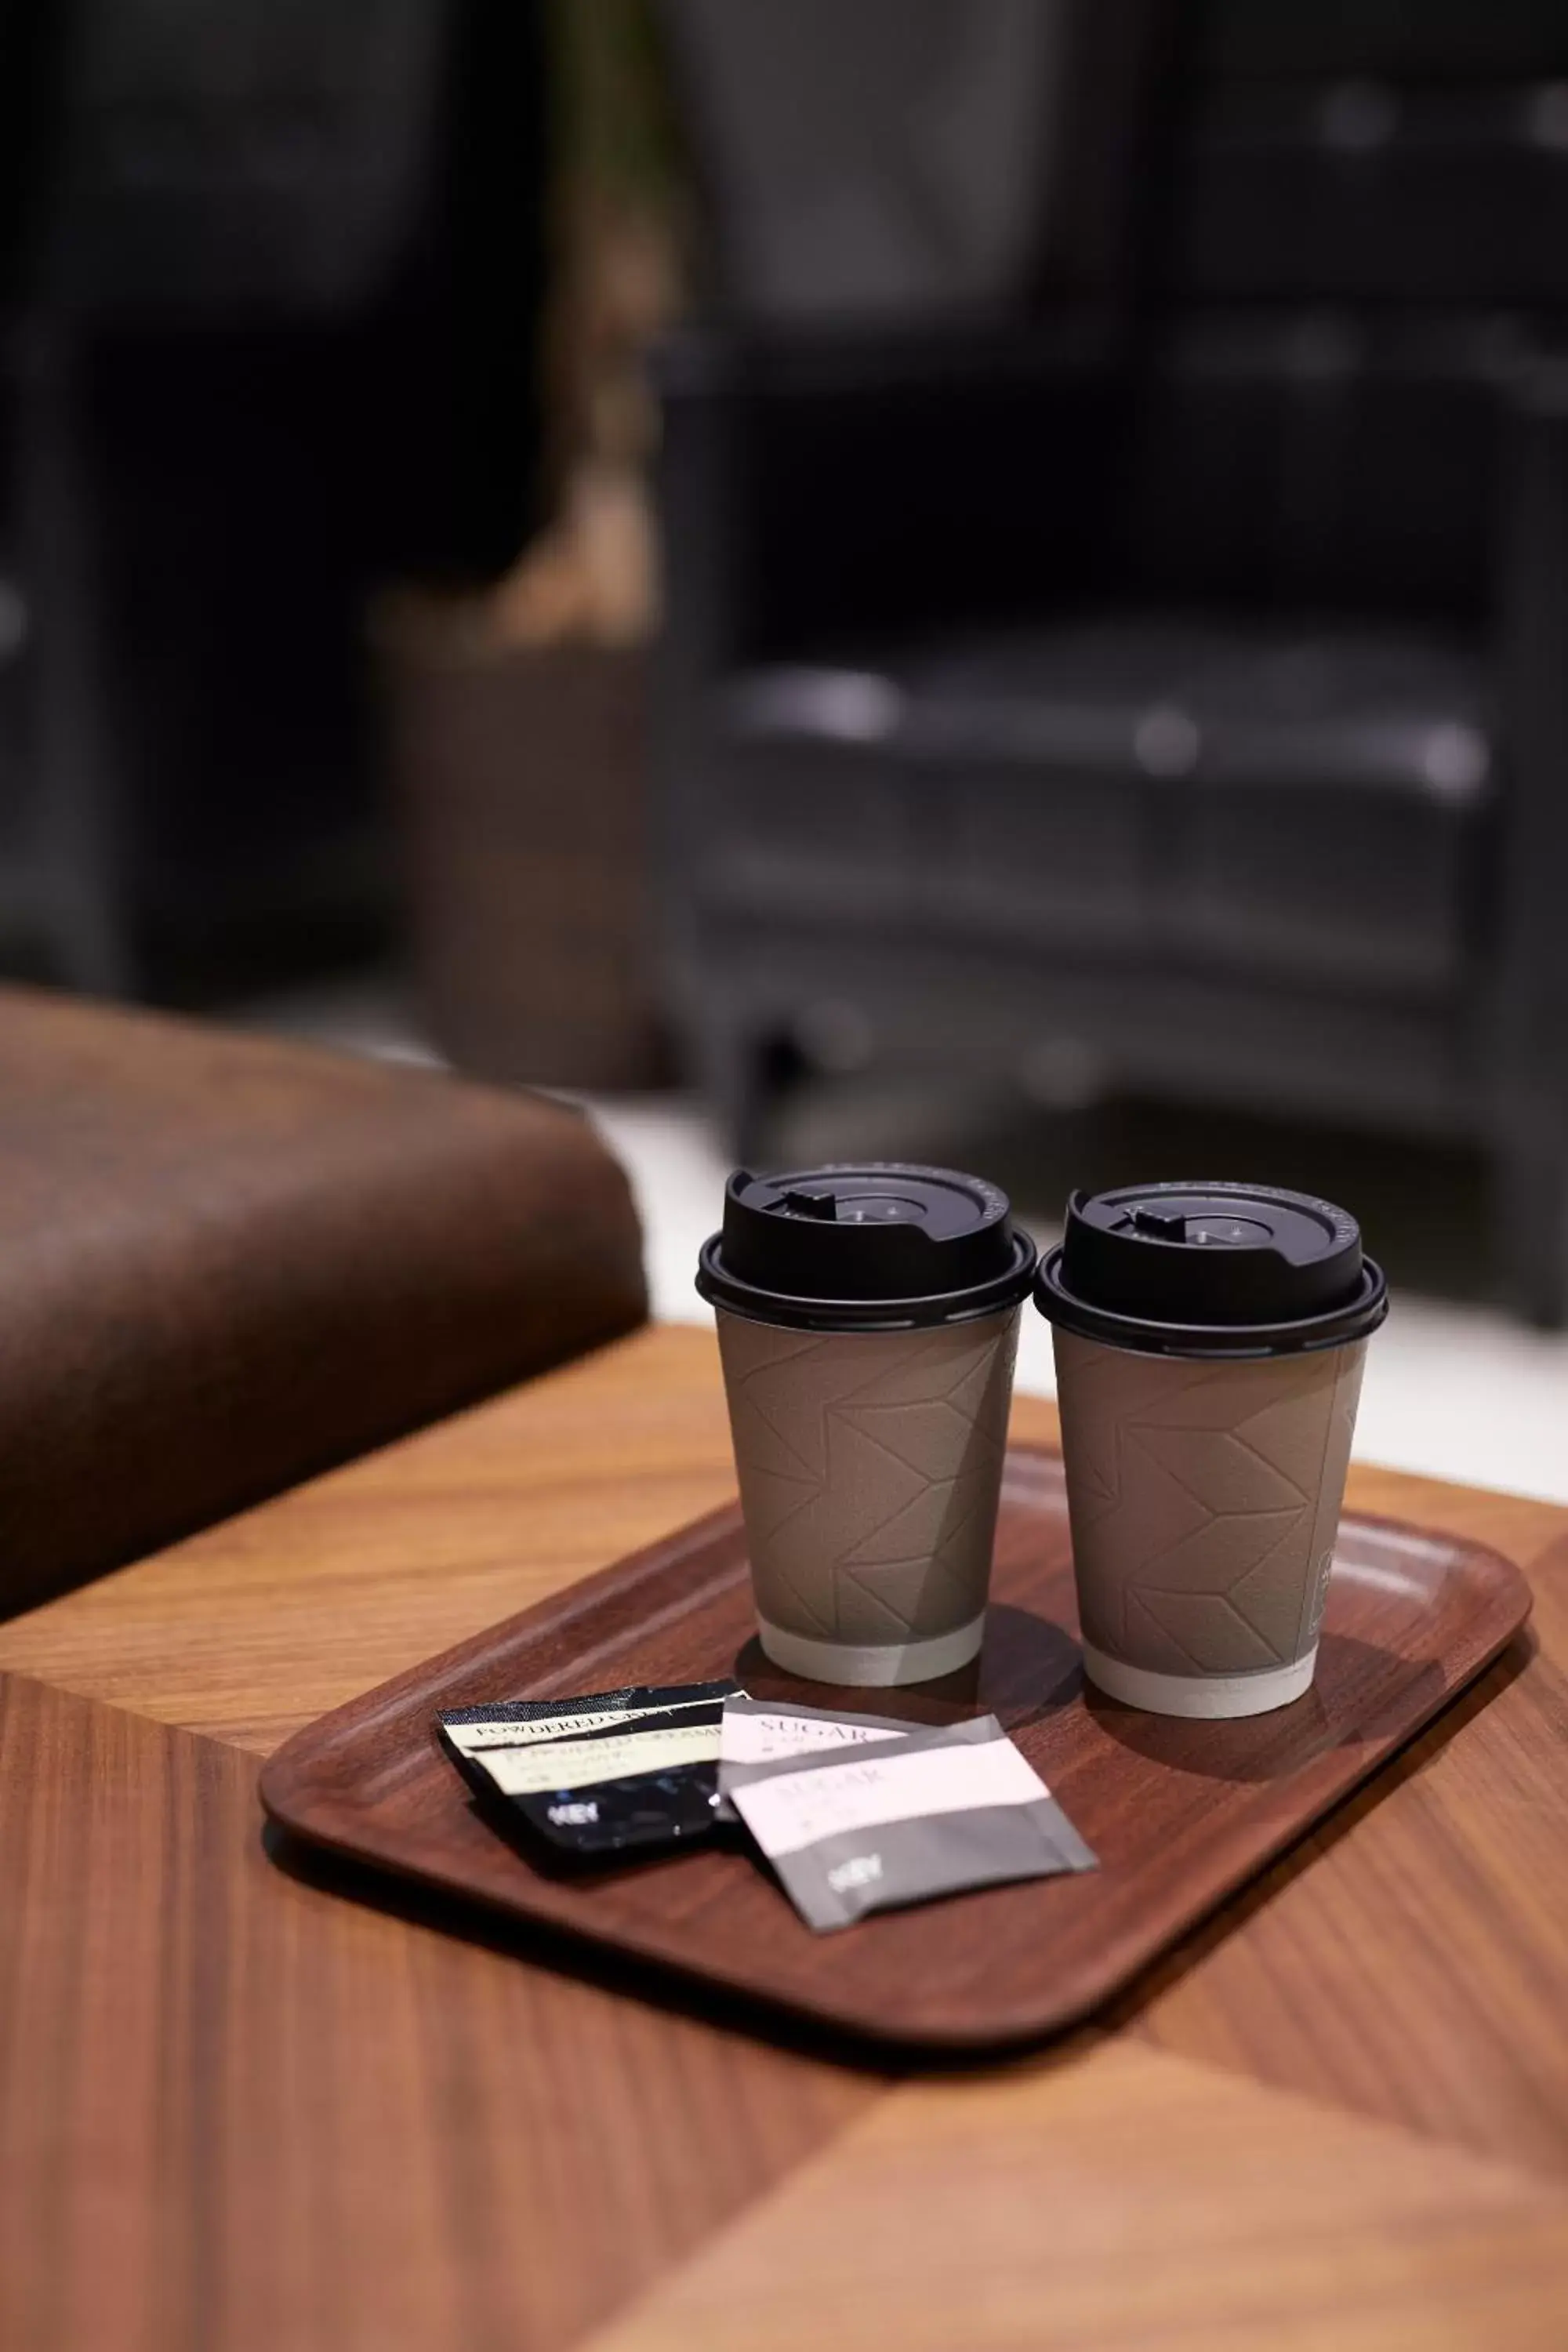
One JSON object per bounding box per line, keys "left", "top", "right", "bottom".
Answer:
{"left": 385, "top": 0, "right": 689, "bottom": 1087}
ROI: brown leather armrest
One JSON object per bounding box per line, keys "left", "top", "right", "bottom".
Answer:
{"left": 0, "top": 988, "right": 647, "bottom": 1617}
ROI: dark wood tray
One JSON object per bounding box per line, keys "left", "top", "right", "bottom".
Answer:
{"left": 259, "top": 1446, "right": 1532, "bottom": 2052}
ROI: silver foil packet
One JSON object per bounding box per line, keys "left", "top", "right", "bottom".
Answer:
{"left": 723, "top": 1712, "right": 1097, "bottom": 1931}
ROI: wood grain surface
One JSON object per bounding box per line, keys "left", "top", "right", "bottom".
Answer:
{"left": 257, "top": 1453, "right": 1530, "bottom": 2049}
{"left": 2, "top": 1321, "right": 1566, "bottom": 2348}
{"left": 0, "top": 1674, "right": 876, "bottom": 2352}
{"left": 1127, "top": 1626, "right": 1568, "bottom": 2175}
{"left": 579, "top": 2041, "right": 1568, "bottom": 2352}
{"left": 0, "top": 1330, "right": 742, "bottom": 1750}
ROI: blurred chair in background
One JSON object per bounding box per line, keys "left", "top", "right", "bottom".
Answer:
{"left": 0, "top": 0, "right": 543, "bottom": 1003}
{"left": 664, "top": 0, "right": 1089, "bottom": 328}
{"left": 655, "top": 0, "right": 1568, "bottom": 1322}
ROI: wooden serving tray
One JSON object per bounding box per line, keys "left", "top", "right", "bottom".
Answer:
{"left": 260, "top": 1447, "right": 1532, "bottom": 2053}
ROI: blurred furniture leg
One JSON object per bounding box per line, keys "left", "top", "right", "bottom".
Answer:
{"left": 691, "top": 1008, "right": 777, "bottom": 1166}
{"left": 1495, "top": 1124, "right": 1568, "bottom": 1331}
{"left": 16, "top": 324, "right": 137, "bottom": 996}
{"left": 1495, "top": 365, "right": 1568, "bottom": 1324}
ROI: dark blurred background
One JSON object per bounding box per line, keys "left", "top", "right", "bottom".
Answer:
{"left": 6, "top": 0, "right": 1568, "bottom": 1341}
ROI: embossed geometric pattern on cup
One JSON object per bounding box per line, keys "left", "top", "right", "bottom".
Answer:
{"left": 1053, "top": 1331, "right": 1367, "bottom": 1679}
{"left": 717, "top": 1308, "right": 1020, "bottom": 1647}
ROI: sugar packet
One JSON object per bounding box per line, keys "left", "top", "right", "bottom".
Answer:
{"left": 438, "top": 1679, "right": 742, "bottom": 1859}
{"left": 713, "top": 1693, "right": 916, "bottom": 1819}
{"left": 720, "top": 1693, "right": 919, "bottom": 1768}
{"left": 723, "top": 1712, "right": 1097, "bottom": 1932}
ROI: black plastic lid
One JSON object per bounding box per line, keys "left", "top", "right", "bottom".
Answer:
{"left": 696, "top": 1163, "right": 1037, "bottom": 1332}
{"left": 1035, "top": 1181, "right": 1387, "bottom": 1358}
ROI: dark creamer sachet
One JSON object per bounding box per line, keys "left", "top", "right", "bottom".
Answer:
{"left": 723, "top": 1713, "right": 1098, "bottom": 1932}
{"left": 437, "top": 1680, "right": 744, "bottom": 1860}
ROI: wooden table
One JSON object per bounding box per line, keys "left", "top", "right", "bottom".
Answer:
{"left": 2, "top": 1322, "right": 1566, "bottom": 2349}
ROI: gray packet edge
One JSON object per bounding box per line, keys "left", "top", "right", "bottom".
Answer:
{"left": 779, "top": 1798, "right": 1098, "bottom": 1932}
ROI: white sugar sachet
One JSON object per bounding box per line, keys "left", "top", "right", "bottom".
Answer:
{"left": 724, "top": 1713, "right": 1097, "bottom": 1931}
{"left": 720, "top": 1693, "right": 918, "bottom": 1770}
{"left": 716, "top": 1694, "right": 918, "bottom": 1823}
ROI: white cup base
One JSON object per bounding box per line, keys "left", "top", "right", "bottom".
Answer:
{"left": 1081, "top": 1641, "right": 1319, "bottom": 1719}
{"left": 757, "top": 1613, "right": 986, "bottom": 1687}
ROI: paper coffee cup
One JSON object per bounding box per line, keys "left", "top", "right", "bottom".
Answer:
{"left": 698, "top": 1165, "right": 1037, "bottom": 1685}
{"left": 1036, "top": 1183, "right": 1388, "bottom": 1719}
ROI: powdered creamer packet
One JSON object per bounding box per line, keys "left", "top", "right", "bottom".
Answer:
{"left": 437, "top": 1679, "right": 742, "bottom": 1858}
